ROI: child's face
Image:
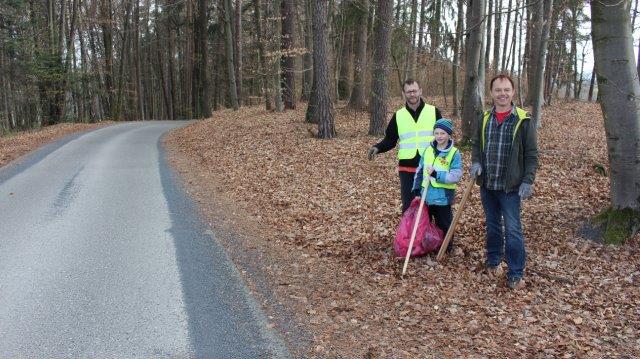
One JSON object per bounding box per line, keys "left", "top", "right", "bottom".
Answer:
{"left": 434, "top": 128, "right": 450, "bottom": 145}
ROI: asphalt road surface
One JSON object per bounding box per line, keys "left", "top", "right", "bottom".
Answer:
{"left": 0, "top": 122, "right": 290, "bottom": 358}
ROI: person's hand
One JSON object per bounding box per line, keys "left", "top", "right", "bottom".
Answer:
{"left": 426, "top": 165, "right": 435, "bottom": 176}
{"left": 412, "top": 188, "right": 421, "bottom": 198}
{"left": 519, "top": 183, "right": 533, "bottom": 199}
{"left": 367, "top": 146, "right": 379, "bottom": 161}
{"left": 470, "top": 162, "right": 482, "bottom": 177}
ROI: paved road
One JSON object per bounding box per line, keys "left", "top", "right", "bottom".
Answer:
{"left": 0, "top": 122, "right": 289, "bottom": 358}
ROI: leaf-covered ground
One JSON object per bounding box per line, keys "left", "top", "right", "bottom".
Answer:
{"left": 166, "top": 100, "right": 639, "bottom": 358}
{"left": 0, "top": 122, "right": 110, "bottom": 168}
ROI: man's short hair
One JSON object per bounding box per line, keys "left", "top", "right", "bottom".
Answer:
{"left": 490, "top": 74, "right": 515, "bottom": 90}
{"left": 403, "top": 79, "right": 421, "bottom": 90}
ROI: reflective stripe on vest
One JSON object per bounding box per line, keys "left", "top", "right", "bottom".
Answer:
{"left": 481, "top": 107, "right": 530, "bottom": 150}
{"left": 396, "top": 105, "right": 436, "bottom": 160}
{"left": 422, "top": 146, "right": 458, "bottom": 190}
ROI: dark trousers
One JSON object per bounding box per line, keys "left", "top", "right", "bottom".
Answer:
{"left": 399, "top": 171, "right": 416, "bottom": 213}
{"left": 429, "top": 204, "right": 454, "bottom": 250}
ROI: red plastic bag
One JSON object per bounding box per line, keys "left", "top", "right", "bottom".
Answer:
{"left": 394, "top": 197, "right": 444, "bottom": 257}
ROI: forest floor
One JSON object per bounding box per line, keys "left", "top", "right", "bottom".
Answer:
{"left": 0, "top": 122, "right": 111, "bottom": 168}
{"left": 165, "top": 98, "right": 639, "bottom": 358}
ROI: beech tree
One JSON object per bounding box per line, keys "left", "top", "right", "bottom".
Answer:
{"left": 590, "top": 0, "right": 640, "bottom": 243}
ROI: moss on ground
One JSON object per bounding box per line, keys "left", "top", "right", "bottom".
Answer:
{"left": 593, "top": 207, "right": 640, "bottom": 245}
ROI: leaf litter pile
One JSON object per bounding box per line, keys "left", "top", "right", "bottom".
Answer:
{"left": 0, "top": 122, "right": 110, "bottom": 168}
{"left": 165, "top": 100, "right": 639, "bottom": 358}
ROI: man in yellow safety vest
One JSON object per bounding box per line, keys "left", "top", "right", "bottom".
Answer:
{"left": 367, "top": 79, "right": 443, "bottom": 213}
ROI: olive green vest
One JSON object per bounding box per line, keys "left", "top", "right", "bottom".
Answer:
{"left": 481, "top": 107, "right": 530, "bottom": 149}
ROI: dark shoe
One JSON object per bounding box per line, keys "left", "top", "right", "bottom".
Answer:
{"left": 507, "top": 277, "right": 525, "bottom": 290}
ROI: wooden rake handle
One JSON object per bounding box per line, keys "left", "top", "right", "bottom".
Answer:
{"left": 401, "top": 185, "right": 428, "bottom": 276}
{"left": 436, "top": 175, "right": 477, "bottom": 262}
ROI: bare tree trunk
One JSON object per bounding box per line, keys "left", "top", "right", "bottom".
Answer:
{"left": 114, "top": 0, "right": 132, "bottom": 121}
{"left": 311, "top": 0, "right": 335, "bottom": 138}
{"left": 281, "top": 0, "right": 296, "bottom": 109}
{"left": 270, "top": 0, "right": 284, "bottom": 112}
{"left": 254, "top": 0, "right": 272, "bottom": 110}
{"left": 234, "top": 0, "right": 243, "bottom": 106}
{"left": 192, "top": 0, "right": 210, "bottom": 118}
{"left": 452, "top": 0, "right": 464, "bottom": 116}
{"left": 369, "top": 0, "right": 393, "bottom": 136}
{"left": 337, "top": 29, "right": 352, "bottom": 100}
{"left": 416, "top": 0, "right": 427, "bottom": 68}
{"left": 223, "top": 0, "right": 239, "bottom": 110}
{"left": 588, "top": 65, "right": 596, "bottom": 102}
{"left": 590, "top": 0, "right": 640, "bottom": 224}
{"left": 526, "top": 0, "right": 542, "bottom": 105}
{"left": 301, "top": 0, "right": 313, "bottom": 101}
{"left": 492, "top": 0, "right": 501, "bottom": 74}
{"left": 407, "top": 0, "right": 418, "bottom": 77}
{"left": 461, "top": 0, "right": 486, "bottom": 143}
{"left": 484, "top": 0, "right": 493, "bottom": 76}
{"left": 509, "top": 0, "right": 519, "bottom": 75}
{"left": 348, "top": 0, "right": 369, "bottom": 110}
{"left": 133, "top": 0, "right": 145, "bottom": 120}
{"left": 531, "top": 0, "right": 553, "bottom": 126}
{"left": 101, "top": 0, "right": 114, "bottom": 118}
{"left": 500, "top": 0, "right": 511, "bottom": 72}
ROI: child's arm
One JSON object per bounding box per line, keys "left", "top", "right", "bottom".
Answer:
{"left": 435, "top": 150, "right": 463, "bottom": 184}
{"left": 412, "top": 156, "right": 425, "bottom": 195}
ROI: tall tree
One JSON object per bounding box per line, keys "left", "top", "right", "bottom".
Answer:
{"left": 530, "top": 0, "right": 553, "bottom": 126}
{"left": 301, "top": 0, "right": 313, "bottom": 101}
{"left": 484, "top": 0, "right": 493, "bottom": 75}
{"left": 492, "top": 0, "right": 501, "bottom": 73}
{"left": 192, "top": 0, "right": 210, "bottom": 118}
{"left": 254, "top": 0, "right": 272, "bottom": 110}
{"left": 223, "top": 0, "right": 239, "bottom": 110}
{"left": 348, "top": 0, "right": 369, "bottom": 110}
{"left": 281, "top": 0, "right": 296, "bottom": 109}
{"left": 369, "top": 0, "right": 393, "bottom": 136}
{"left": 271, "top": 0, "right": 284, "bottom": 112}
{"left": 311, "top": 0, "right": 335, "bottom": 138}
{"left": 452, "top": 0, "right": 464, "bottom": 116}
{"left": 234, "top": 0, "right": 243, "bottom": 106}
{"left": 500, "top": 0, "right": 512, "bottom": 72}
{"left": 590, "top": 0, "right": 640, "bottom": 243}
{"left": 461, "top": 0, "right": 485, "bottom": 143}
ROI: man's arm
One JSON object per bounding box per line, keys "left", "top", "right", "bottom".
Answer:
{"left": 435, "top": 108, "right": 443, "bottom": 120}
{"left": 373, "top": 114, "right": 398, "bottom": 153}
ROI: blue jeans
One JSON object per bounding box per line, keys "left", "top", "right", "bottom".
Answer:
{"left": 480, "top": 187, "right": 526, "bottom": 279}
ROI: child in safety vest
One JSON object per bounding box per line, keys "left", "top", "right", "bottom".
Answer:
{"left": 411, "top": 118, "right": 463, "bottom": 253}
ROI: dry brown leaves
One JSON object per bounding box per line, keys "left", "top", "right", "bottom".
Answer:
{"left": 165, "top": 100, "right": 640, "bottom": 358}
{"left": 0, "top": 122, "right": 111, "bottom": 168}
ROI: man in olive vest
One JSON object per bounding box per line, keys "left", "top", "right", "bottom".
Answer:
{"left": 470, "top": 74, "right": 538, "bottom": 290}
{"left": 367, "top": 79, "right": 443, "bottom": 213}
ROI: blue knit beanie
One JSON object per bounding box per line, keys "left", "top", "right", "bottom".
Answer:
{"left": 434, "top": 118, "right": 453, "bottom": 135}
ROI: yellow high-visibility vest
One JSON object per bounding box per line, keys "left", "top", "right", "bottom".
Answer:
{"left": 481, "top": 107, "right": 530, "bottom": 149}
{"left": 396, "top": 105, "right": 436, "bottom": 160}
{"left": 422, "top": 146, "right": 458, "bottom": 190}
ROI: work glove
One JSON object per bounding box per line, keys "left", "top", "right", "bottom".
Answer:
{"left": 470, "top": 162, "right": 482, "bottom": 177}
{"left": 519, "top": 182, "right": 533, "bottom": 199}
{"left": 367, "top": 146, "right": 379, "bottom": 161}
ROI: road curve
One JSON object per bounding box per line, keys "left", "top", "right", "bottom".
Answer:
{"left": 0, "top": 122, "right": 290, "bottom": 358}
